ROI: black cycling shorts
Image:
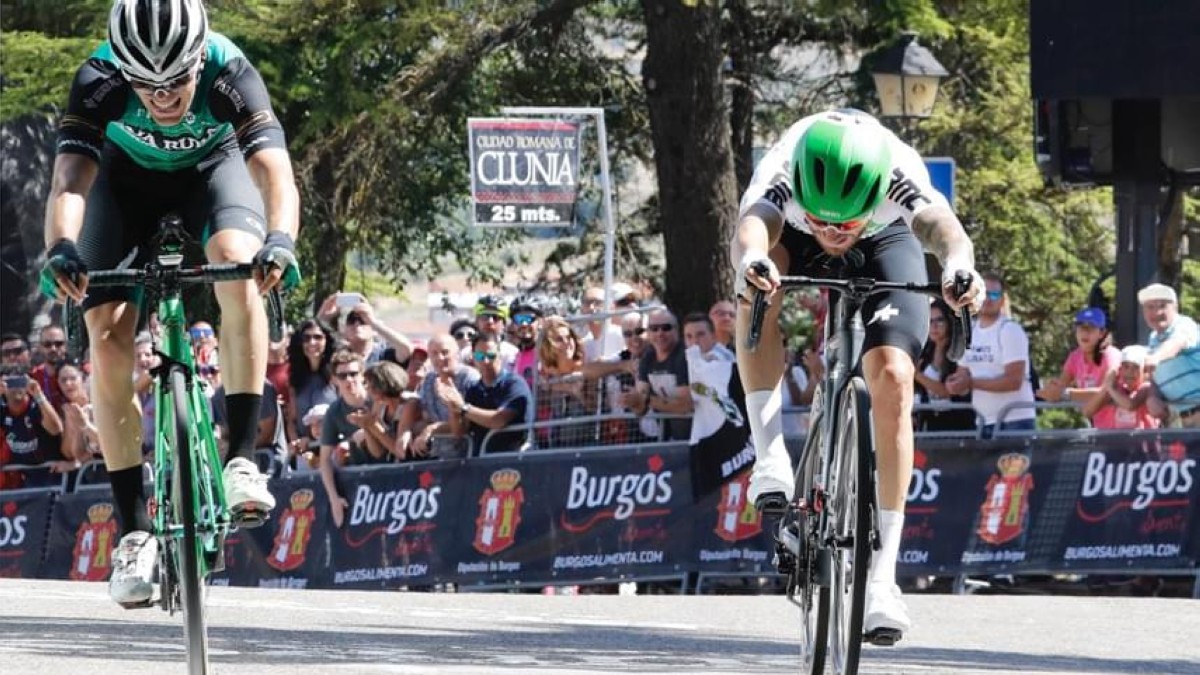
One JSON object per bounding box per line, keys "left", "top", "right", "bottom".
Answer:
{"left": 76, "top": 137, "right": 267, "bottom": 311}
{"left": 779, "top": 221, "right": 930, "bottom": 359}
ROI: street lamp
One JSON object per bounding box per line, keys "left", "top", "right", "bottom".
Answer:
{"left": 871, "top": 32, "right": 949, "bottom": 119}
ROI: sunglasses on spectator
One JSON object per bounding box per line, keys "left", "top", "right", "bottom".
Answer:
{"left": 582, "top": 297, "right": 603, "bottom": 306}
{"left": 42, "top": 341, "right": 66, "bottom": 349}
{"left": 985, "top": 290, "right": 1004, "bottom": 301}
{"left": 473, "top": 351, "right": 499, "bottom": 362}
{"left": 804, "top": 212, "right": 869, "bottom": 234}
{"left": 647, "top": 323, "right": 675, "bottom": 333}
{"left": 189, "top": 328, "right": 214, "bottom": 339}
{"left": 334, "top": 369, "right": 362, "bottom": 380}
{"left": 302, "top": 332, "right": 325, "bottom": 343}
{"left": 198, "top": 365, "right": 219, "bottom": 376}
{"left": 345, "top": 312, "right": 367, "bottom": 325}
{"left": 1, "top": 347, "right": 26, "bottom": 356}
{"left": 513, "top": 314, "right": 536, "bottom": 326}
{"left": 622, "top": 327, "right": 645, "bottom": 338}
{"left": 453, "top": 330, "right": 477, "bottom": 341}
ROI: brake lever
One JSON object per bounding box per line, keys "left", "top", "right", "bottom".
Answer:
{"left": 947, "top": 270, "right": 973, "bottom": 362}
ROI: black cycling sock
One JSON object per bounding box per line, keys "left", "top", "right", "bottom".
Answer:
{"left": 224, "top": 393, "right": 262, "bottom": 464}
{"left": 109, "top": 466, "right": 151, "bottom": 536}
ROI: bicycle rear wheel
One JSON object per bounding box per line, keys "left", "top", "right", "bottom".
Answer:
{"left": 828, "top": 376, "right": 872, "bottom": 674}
{"left": 169, "top": 366, "right": 211, "bottom": 674}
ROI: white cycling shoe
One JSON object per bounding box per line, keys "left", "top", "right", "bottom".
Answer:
{"left": 748, "top": 458, "right": 795, "bottom": 507}
{"left": 109, "top": 530, "right": 158, "bottom": 607}
{"left": 224, "top": 457, "right": 276, "bottom": 528}
{"left": 864, "top": 581, "right": 911, "bottom": 645}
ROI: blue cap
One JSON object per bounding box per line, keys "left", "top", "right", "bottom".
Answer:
{"left": 1074, "top": 307, "right": 1107, "bottom": 329}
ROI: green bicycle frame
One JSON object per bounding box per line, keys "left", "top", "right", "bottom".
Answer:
{"left": 151, "top": 293, "right": 229, "bottom": 579}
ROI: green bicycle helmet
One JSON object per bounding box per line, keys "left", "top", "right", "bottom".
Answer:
{"left": 792, "top": 110, "right": 892, "bottom": 223}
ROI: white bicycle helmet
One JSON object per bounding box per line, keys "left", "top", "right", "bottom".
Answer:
{"left": 108, "top": 0, "right": 208, "bottom": 84}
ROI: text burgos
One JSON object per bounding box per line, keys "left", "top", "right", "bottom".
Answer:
{"left": 566, "top": 466, "right": 672, "bottom": 520}
{"left": 0, "top": 514, "right": 27, "bottom": 547}
{"left": 348, "top": 484, "right": 441, "bottom": 534}
{"left": 1081, "top": 451, "right": 1195, "bottom": 510}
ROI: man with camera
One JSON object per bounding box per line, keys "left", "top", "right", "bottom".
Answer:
{"left": 0, "top": 370, "right": 66, "bottom": 488}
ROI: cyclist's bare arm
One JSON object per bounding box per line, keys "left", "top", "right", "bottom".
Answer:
{"left": 910, "top": 205, "right": 982, "bottom": 310}
{"left": 43, "top": 153, "right": 99, "bottom": 301}
{"left": 246, "top": 147, "right": 300, "bottom": 291}
{"left": 731, "top": 202, "right": 785, "bottom": 293}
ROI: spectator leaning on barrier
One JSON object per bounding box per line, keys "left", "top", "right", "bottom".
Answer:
{"left": 58, "top": 361, "right": 100, "bottom": 465}
{"left": 0, "top": 373, "right": 65, "bottom": 485}
{"left": 351, "top": 361, "right": 408, "bottom": 462}
{"left": 1092, "top": 345, "right": 1159, "bottom": 430}
{"left": 708, "top": 300, "right": 737, "bottom": 352}
{"left": 913, "top": 299, "right": 975, "bottom": 432}
{"left": 289, "top": 402, "right": 328, "bottom": 471}
{"left": 947, "top": 272, "right": 1036, "bottom": 437}
{"left": 440, "top": 332, "right": 532, "bottom": 454}
{"left": 286, "top": 319, "right": 337, "bottom": 442}
{"left": 537, "top": 316, "right": 590, "bottom": 446}
{"left": 1038, "top": 307, "right": 1120, "bottom": 428}
{"left": 621, "top": 308, "right": 693, "bottom": 441}
{"left": 1137, "top": 283, "right": 1200, "bottom": 427}
{"left": 407, "top": 333, "right": 479, "bottom": 459}
{"left": 320, "top": 350, "right": 371, "bottom": 527}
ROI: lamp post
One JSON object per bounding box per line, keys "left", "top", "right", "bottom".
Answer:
{"left": 871, "top": 32, "right": 949, "bottom": 121}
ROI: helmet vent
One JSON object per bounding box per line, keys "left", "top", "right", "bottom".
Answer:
{"left": 843, "top": 164, "right": 863, "bottom": 198}
{"left": 863, "top": 176, "right": 882, "bottom": 210}
{"left": 813, "top": 158, "right": 825, "bottom": 193}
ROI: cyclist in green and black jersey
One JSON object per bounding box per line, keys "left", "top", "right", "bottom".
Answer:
{"left": 40, "top": 0, "right": 300, "bottom": 607}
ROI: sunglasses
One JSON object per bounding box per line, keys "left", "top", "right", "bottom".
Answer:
{"left": 804, "top": 212, "right": 869, "bottom": 234}
{"left": 513, "top": 314, "right": 536, "bottom": 326}
{"left": 345, "top": 312, "right": 367, "bottom": 325}
{"left": 647, "top": 323, "right": 675, "bottom": 333}
{"left": 622, "top": 327, "right": 645, "bottom": 338}
{"left": 125, "top": 64, "right": 198, "bottom": 93}
{"left": 198, "top": 365, "right": 219, "bottom": 376}
{"left": 302, "top": 333, "right": 325, "bottom": 343}
{"left": 42, "top": 340, "right": 66, "bottom": 349}
{"left": 334, "top": 369, "right": 362, "bottom": 380}
{"left": 453, "top": 330, "right": 477, "bottom": 341}
{"left": 189, "top": 328, "right": 214, "bottom": 339}
{"left": 985, "top": 290, "right": 1004, "bottom": 301}
{"left": 473, "top": 351, "right": 499, "bottom": 362}
{"left": 1, "top": 347, "right": 26, "bottom": 356}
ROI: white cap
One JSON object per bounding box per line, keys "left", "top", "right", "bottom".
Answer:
{"left": 609, "top": 282, "right": 637, "bottom": 302}
{"left": 1137, "top": 283, "right": 1177, "bottom": 305}
{"left": 1120, "top": 345, "right": 1148, "bottom": 367}
{"left": 302, "top": 403, "right": 330, "bottom": 426}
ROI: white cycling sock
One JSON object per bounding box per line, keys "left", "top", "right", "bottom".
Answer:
{"left": 746, "top": 387, "right": 793, "bottom": 501}
{"left": 870, "top": 509, "right": 904, "bottom": 587}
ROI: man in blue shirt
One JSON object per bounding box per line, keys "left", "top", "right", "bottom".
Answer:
{"left": 439, "top": 333, "right": 531, "bottom": 454}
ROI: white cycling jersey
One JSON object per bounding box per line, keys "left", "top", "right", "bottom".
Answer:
{"left": 738, "top": 113, "right": 950, "bottom": 239}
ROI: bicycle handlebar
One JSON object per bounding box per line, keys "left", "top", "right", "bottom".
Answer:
{"left": 745, "top": 269, "right": 973, "bottom": 360}
{"left": 85, "top": 262, "right": 259, "bottom": 287}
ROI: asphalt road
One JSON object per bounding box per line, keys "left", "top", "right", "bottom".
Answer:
{"left": 0, "top": 579, "right": 1197, "bottom": 675}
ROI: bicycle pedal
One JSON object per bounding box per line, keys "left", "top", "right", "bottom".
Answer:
{"left": 754, "top": 492, "right": 790, "bottom": 516}
{"left": 863, "top": 627, "right": 903, "bottom": 646}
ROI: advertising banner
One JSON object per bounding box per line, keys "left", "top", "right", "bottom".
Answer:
{"left": 0, "top": 491, "right": 54, "bottom": 579}
{"left": 331, "top": 461, "right": 465, "bottom": 589}
{"left": 899, "top": 445, "right": 997, "bottom": 574}
{"left": 1051, "top": 435, "right": 1198, "bottom": 571}
{"left": 42, "top": 489, "right": 119, "bottom": 582}
{"left": 955, "top": 444, "right": 1051, "bottom": 574}
{"left": 442, "top": 455, "right": 556, "bottom": 586}
{"left": 468, "top": 118, "right": 582, "bottom": 228}
{"left": 690, "top": 468, "right": 773, "bottom": 573}
{"left": 210, "top": 473, "right": 332, "bottom": 589}
{"left": 547, "top": 446, "right": 693, "bottom": 581}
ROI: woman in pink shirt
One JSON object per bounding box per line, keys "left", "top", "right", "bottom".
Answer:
{"left": 1038, "top": 307, "right": 1121, "bottom": 427}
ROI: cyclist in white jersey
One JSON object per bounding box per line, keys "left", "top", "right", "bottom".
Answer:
{"left": 732, "top": 109, "right": 984, "bottom": 641}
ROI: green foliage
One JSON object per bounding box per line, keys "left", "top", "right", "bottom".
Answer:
{"left": 0, "top": 31, "right": 96, "bottom": 120}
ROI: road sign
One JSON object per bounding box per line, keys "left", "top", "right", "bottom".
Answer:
{"left": 924, "top": 157, "right": 956, "bottom": 207}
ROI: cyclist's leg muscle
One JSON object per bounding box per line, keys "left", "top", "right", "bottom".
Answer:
{"left": 861, "top": 347, "right": 915, "bottom": 511}
{"left": 84, "top": 300, "right": 143, "bottom": 471}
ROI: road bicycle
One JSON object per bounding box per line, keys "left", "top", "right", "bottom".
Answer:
{"left": 746, "top": 270, "right": 971, "bottom": 675}
{"left": 64, "top": 215, "right": 284, "bottom": 675}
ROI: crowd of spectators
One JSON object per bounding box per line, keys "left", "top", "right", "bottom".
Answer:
{"left": 3, "top": 277, "right": 1198, "bottom": 494}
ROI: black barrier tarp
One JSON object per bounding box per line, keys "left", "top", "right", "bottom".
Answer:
{"left": 690, "top": 467, "right": 774, "bottom": 573}
{"left": 0, "top": 491, "right": 55, "bottom": 579}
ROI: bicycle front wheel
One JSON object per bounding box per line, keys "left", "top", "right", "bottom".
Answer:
{"left": 792, "top": 384, "right": 829, "bottom": 674}
{"left": 828, "top": 376, "right": 873, "bottom": 675}
{"left": 169, "top": 366, "right": 211, "bottom": 674}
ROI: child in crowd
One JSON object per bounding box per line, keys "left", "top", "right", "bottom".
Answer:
{"left": 1091, "top": 345, "right": 1159, "bottom": 430}
{"left": 1039, "top": 307, "right": 1120, "bottom": 427}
